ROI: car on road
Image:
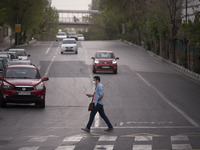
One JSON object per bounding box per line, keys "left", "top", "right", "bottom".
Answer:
{"left": 7, "top": 51, "right": 20, "bottom": 60}
{"left": 9, "top": 49, "right": 30, "bottom": 60}
{"left": 91, "top": 51, "right": 119, "bottom": 74}
{"left": 7, "top": 60, "right": 32, "bottom": 66}
{"left": 0, "top": 58, "right": 6, "bottom": 77}
{"left": 0, "top": 52, "right": 11, "bottom": 64}
{"left": 0, "top": 65, "right": 49, "bottom": 108}
{"left": 60, "top": 38, "right": 78, "bottom": 54}
{"left": 56, "top": 32, "right": 67, "bottom": 41}
{"left": 67, "top": 32, "right": 78, "bottom": 40}
{"left": 77, "top": 34, "right": 85, "bottom": 41}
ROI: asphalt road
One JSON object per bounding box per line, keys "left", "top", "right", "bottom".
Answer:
{"left": 0, "top": 40, "right": 200, "bottom": 150}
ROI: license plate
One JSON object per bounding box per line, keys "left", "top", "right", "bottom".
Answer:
{"left": 102, "top": 66, "right": 110, "bottom": 69}
{"left": 18, "top": 91, "right": 31, "bottom": 95}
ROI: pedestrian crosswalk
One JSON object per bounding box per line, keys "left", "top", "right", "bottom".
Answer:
{"left": 1, "top": 133, "right": 199, "bottom": 150}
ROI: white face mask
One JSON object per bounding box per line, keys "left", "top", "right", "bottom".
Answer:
{"left": 93, "top": 81, "right": 96, "bottom": 85}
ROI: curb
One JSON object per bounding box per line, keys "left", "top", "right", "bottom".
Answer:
{"left": 123, "top": 40, "right": 200, "bottom": 81}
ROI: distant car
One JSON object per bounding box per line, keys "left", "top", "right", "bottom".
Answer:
{"left": 8, "top": 60, "right": 32, "bottom": 66}
{"left": 0, "top": 52, "right": 11, "bottom": 64}
{"left": 67, "top": 32, "right": 78, "bottom": 40}
{"left": 0, "top": 58, "right": 6, "bottom": 77}
{"left": 56, "top": 32, "right": 67, "bottom": 41}
{"left": 91, "top": 51, "right": 119, "bottom": 74}
{"left": 9, "top": 49, "right": 30, "bottom": 60}
{"left": 7, "top": 52, "right": 20, "bottom": 60}
{"left": 77, "top": 34, "right": 85, "bottom": 41}
{"left": 60, "top": 38, "right": 78, "bottom": 54}
{"left": 0, "top": 65, "right": 49, "bottom": 108}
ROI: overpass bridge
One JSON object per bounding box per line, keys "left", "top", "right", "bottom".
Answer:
{"left": 57, "top": 9, "right": 100, "bottom": 29}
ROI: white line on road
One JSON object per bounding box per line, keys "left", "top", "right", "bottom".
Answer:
{"left": 135, "top": 72, "right": 200, "bottom": 128}
{"left": 45, "top": 42, "right": 53, "bottom": 55}
{"left": 44, "top": 46, "right": 57, "bottom": 77}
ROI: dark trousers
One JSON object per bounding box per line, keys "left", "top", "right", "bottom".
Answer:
{"left": 87, "top": 103, "right": 113, "bottom": 130}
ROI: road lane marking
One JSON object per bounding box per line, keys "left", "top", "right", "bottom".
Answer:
{"left": 135, "top": 72, "right": 200, "bottom": 128}
{"left": 63, "top": 136, "right": 83, "bottom": 142}
{"left": 55, "top": 146, "right": 75, "bottom": 150}
{"left": 135, "top": 136, "right": 152, "bottom": 141}
{"left": 133, "top": 145, "right": 152, "bottom": 150}
{"left": 94, "top": 145, "right": 114, "bottom": 150}
{"left": 172, "top": 144, "right": 192, "bottom": 150}
{"left": 18, "top": 146, "right": 39, "bottom": 150}
{"left": 98, "top": 136, "right": 117, "bottom": 141}
{"left": 45, "top": 42, "right": 53, "bottom": 55}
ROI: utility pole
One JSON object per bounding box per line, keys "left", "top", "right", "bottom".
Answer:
{"left": 185, "top": 0, "right": 188, "bottom": 68}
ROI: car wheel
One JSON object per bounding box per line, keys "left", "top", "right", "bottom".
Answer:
{"left": 61, "top": 52, "right": 63, "bottom": 54}
{"left": 93, "top": 70, "right": 96, "bottom": 74}
{"left": 114, "top": 70, "right": 117, "bottom": 74}
{"left": 39, "top": 100, "right": 45, "bottom": 108}
{"left": 75, "top": 51, "right": 78, "bottom": 54}
{"left": 0, "top": 99, "right": 6, "bottom": 108}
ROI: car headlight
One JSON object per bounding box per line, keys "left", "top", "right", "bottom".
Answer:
{"left": 36, "top": 82, "right": 44, "bottom": 90}
{"left": 3, "top": 82, "right": 13, "bottom": 89}
{"left": 94, "top": 59, "right": 99, "bottom": 64}
{"left": 112, "top": 60, "right": 117, "bottom": 64}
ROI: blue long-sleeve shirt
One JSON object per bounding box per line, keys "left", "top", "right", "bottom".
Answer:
{"left": 94, "top": 82, "right": 104, "bottom": 106}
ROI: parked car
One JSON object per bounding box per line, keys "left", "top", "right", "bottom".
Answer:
{"left": 9, "top": 49, "right": 30, "bottom": 60}
{"left": 0, "top": 65, "right": 49, "bottom": 108}
{"left": 7, "top": 51, "right": 20, "bottom": 60}
{"left": 60, "top": 38, "right": 78, "bottom": 54}
{"left": 0, "top": 58, "right": 6, "bottom": 77}
{"left": 67, "top": 32, "right": 78, "bottom": 40}
{"left": 56, "top": 32, "right": 67, "bottom": 41}
{"left": 0, "top": 52, "right": 11, "bottom": 64}
{"left": 77, "top": 34, "right": 85, "bottom": 41}
{"left": 7, "top": 60, "right": 32, "bottom": 66}
{"left": 91, "top": 51, "right": 119, "bottom": 74}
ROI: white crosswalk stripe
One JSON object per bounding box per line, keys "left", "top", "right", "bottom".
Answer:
{"left": 94, "top": 145, "right": 114, "bottom": 150}
{"left": 18, "top": 146, "right": 39, "bottom": 150}
{"left": 55, "top": 146, "right": 76, "bottom": 150}
{"left": 132, "top": 145, "right": 152, "bottom": 150}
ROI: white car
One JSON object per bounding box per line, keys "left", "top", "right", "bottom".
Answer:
{"left": 77, "top": 34, "right": 85, "bottom": 41}
{"left": 56, "top": 32, "right": 67, "bottom": 41}
{"left": 9, "top": 49, "right": 30, "bottom": 60}
{"left": 60, "top": 38, "right": 78, "bottom": 54}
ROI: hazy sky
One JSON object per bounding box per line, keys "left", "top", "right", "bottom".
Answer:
{"left": 51, "top": 0, "right": 92, "bottom": 10}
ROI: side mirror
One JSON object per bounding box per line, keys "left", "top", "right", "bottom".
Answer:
{"left": 91, "top": 57, "right": 95, "bottom": 59}
{"left": 42, "top": 77, "right": 49, "bottom": 81}
{"left": 115, "top": 57, "right": 119, "bottom": 60}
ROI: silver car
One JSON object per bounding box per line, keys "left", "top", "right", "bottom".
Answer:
{"left": 60, "top": 38, "right": 78, "bottom": 54}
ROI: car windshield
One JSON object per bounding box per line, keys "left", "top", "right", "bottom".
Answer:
{"left": 96, "top": 52, "right": 115, "bottom": 59}
{"left": 6, "top": 68, "right": 40, "bottom": 79}
{"left": 57, "top": 33, "right": 66, "bottom": 36}
{"left": 16, "top": 51, "right": 26, "bottom": 56}
{"left": 62, "top": 40, "right": 76, "bottom": 44}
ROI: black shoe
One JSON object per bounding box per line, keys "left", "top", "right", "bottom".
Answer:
{"left": 81, "top": 128, "right": 90, "bottom": 132}
{"left": 104, "top": 128, "right": 114, "bottom": 131}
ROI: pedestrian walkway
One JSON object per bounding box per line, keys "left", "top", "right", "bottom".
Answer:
{"left": 0, "top": 36, "right": 13, "bottom": 51}
{"left": 1, "top": 132, "right": 200, "bottom": 150}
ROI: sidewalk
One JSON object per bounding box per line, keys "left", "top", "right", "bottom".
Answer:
{"left": 0, "top": 36, "right": 36, "bottom": 51}
{"left": 0, "top": 36, "right": 13, "bottom": 51}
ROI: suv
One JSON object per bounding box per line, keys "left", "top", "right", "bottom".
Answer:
{"left": 0, "top": 65, "right": 49, "bottom": 108}
{"left": 9, "top": 49, "right": 30, "bottom": 60}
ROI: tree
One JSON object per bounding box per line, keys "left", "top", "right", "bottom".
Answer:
{"left": 1, "top": 0, "right": 58, "bottom": 44}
